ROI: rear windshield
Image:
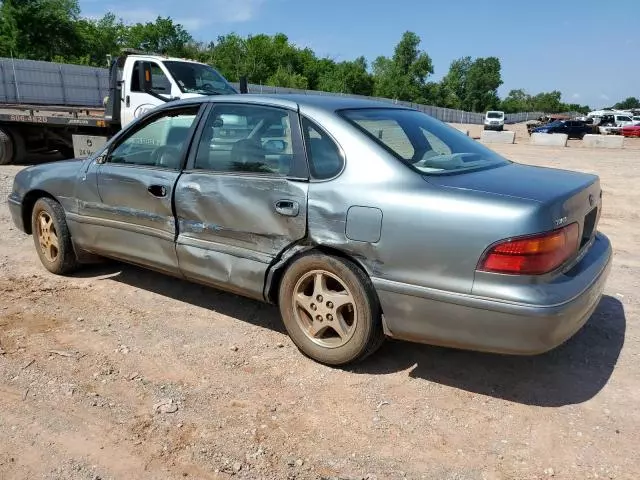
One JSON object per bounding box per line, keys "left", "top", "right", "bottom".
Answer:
{"left": 339, "top": 108, "right": 510, "bottom": 175}
{"left": 487, "top": 112, "right": 503, "bottom": 118}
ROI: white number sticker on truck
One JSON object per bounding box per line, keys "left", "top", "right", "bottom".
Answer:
{"left": 72, "top": 135, "right": 108, "bottom": 159}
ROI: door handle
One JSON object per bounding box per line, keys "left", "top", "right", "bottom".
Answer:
{"left": 126, "top": 95, "right": 130, "bottom": 107}
{"left": 147, "top": 184, "right": 167, "bottom": 198}
{"left": 275, "top": 200, "right": 299, "bottom": 217}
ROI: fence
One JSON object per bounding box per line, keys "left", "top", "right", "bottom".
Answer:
{"left": 229, "top": 82, "right": 575, "bottom": 125}
{"left": 0, "top": 57, "right": 109, "bottom": 107}
{"left": 0, "top": 57, "right": 573, "bottom": 124}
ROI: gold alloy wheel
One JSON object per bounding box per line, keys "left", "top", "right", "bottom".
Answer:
{"left": 36, "top": 211, "right": 59, "bottom": 263}
{"left": 293, "top": 269, "right": 358, "bottom": 348}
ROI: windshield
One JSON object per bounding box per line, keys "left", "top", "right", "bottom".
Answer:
{"left": 546, "top": 120, "right": 564, "bottom": 127}
{"left": 487, "top": 112, "right": 503, "bottom": 119}
{"left": 617, "top": 116, "right": 632, "bottom": 122}
{"left": 163, "top": 61, "right": 237, "bottom": 95}
{"left": 340, "top": 108, "right": 510, "bottom": 175}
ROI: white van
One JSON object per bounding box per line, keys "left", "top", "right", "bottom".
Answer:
{"left": 484, "top": 111, "right": 505, "bottom": 131}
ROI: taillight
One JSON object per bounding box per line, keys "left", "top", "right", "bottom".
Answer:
{"left": 478, "top": 223, "right": 580, "bottom": 275}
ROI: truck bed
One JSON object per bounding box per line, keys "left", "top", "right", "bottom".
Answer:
{"left": 0, "top": 103, "right": 107, "bottom": 128}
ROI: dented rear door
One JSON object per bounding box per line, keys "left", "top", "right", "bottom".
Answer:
{"left": 174, "top": 102, "right": 309, "bottom": 300}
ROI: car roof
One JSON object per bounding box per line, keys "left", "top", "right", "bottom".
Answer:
{"left": 165, "top": 93, "right": 410, "bottom": 114}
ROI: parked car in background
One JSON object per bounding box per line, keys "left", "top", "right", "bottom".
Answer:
{"left": 621, "top": 124, "right": 640, "bottom": 137}
{"left": 532, "top": 119, "right": 593, "bottom": 139}
{"left": 7, "top": 95, "right": 611, "bottom": 366}
{"left": 483, "top": 110, "right": 505, "bottom": 131}
{"left": 632, "top": 116, "right": 640, "bottom": 126}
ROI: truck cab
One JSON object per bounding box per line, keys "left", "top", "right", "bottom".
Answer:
{"left": 107, "top": 53, "right": 238, "bottom": 128}
{"left": 0, "top": 53, "right": 240, "bottom": 165}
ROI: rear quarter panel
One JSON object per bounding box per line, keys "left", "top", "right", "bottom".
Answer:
{"left": 300, "top": 106, "right": 541, "bottom": 295}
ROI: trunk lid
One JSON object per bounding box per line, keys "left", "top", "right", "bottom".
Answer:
{"left": 426, "top": 162, "right": 603, "bottom": 252}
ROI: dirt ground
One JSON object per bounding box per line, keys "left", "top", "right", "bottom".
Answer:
{"left": 1, "top": 138, "right": 639, "bottom": 480}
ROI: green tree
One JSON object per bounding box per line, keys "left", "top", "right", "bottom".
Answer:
{"left": 0, "top": 0, "right": 19, "bottom": 56}
{"left": 530, "top": 90, "right": 563, "bottom": 112}
{"left": 463, "top": 57, "right": 502, "bottom": 112}
{"left": 613, "top": 97, "right": 640, "bottom": 110}
{"left": 0, "top": 0, "right": 83, "bottom": 61}
{"left": 75, "top": 13, "right": 126, "bottom": 66}
{"left": 124, "top": 16, "right": 193, "bottom": 57}
{"left": 317, "top": 57, "right": 373, "bottom": 95}
{"left": 439, "top": 56, "right": 472, "bottom": 108}
{"left": 500, "top": 89, "right": 533, "bottom": 113}
{"left": 266, "top": 66, "right": 308, "bottom": 89}
{"left": 373, "top": 31, "right": 433, "bottom": 102}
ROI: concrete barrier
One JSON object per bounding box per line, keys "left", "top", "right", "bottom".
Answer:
{"left": 583, "top": 134, "right": 624, "bottom": 149}
{"left": 530, "top": 133, "right": 568, "bottom": 147}
{"left": 480, "top": 130, "right": 515, "bottom": 144}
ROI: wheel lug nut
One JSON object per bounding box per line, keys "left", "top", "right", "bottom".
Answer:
{"left": 327, "top": 314, "right": 333, "bottom": 321}
{"left": 316, "top": 315, "right": 323, "bottom": 322}
{"left": 326, "top": 301, "right": 333, "bottom": 309}
{"left": 316, "top": 295, "right": 323, "bottom": 302}
{"left": 310, "top": 304, "right": 317, "bottom": 311}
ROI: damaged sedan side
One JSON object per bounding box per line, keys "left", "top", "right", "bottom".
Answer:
{"left": 8, "top": 94, "right": 612, "bottom": 366}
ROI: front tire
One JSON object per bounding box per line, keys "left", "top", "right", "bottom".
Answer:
{"left": 31, "top": 198, "right": 79, "bottom": 275}
{"left": 278, "top": 253, "right": 385, "bottom": 366}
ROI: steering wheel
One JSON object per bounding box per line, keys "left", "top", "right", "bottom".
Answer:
{"left": 151, "top": 146, "right": 182, "bottom": 168}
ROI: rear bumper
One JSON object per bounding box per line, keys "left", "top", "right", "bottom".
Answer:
{"left": 8, "top": 193, "right": 26, "bottom": 233}
{"left": 373, "top": 233, "right": 612, "bottom": 355}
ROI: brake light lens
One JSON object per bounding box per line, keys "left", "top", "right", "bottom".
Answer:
{"left": 478, "top": 223, "right": 580, "bottom": 275}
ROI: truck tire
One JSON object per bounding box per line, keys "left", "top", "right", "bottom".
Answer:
{"left": 0, "top": 128, "right": 25, "bottom": 165}
{"left": 0, "top": 128, "right": 15, "bottom": 165}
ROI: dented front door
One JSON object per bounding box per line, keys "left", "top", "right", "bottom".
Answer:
{"left": 174, "top": 102, "right": 309, "bottom": 300}
{"left": 75, "top": 105, "right": 202, "bottom": 274}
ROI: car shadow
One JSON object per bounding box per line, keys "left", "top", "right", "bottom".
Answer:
{"left": 74, "top": 263, "right": 625, "bottom": 407}
{"left": 72, "top": 261, "right": 286, "bottom": 334}
{"left": 350, "top": 295, "right": 626, "bottom": 407}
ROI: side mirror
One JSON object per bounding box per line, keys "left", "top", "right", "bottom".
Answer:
{"left": 139, "top": 62, "right": 154, "bottom": 94}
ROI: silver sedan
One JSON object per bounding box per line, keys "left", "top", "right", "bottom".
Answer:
{"left": 7, "top": 95, "right": 612, "bottom": 365}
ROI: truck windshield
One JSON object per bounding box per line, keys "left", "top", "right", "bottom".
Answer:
{"left": 163, "top": 61, "right": 237, "bottom": 95}
{"left": 340, "top": 108, "right": 510, "bottom": 175}
{"left": 487, "top": 112, "right": 503, "bottom": 118}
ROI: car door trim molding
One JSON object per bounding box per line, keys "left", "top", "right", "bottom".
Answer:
{"left": 176, "top": 232, "right": 273, "bottom": 265}
{"left": 67, "top": 211, "right": 175, "bottom": 242}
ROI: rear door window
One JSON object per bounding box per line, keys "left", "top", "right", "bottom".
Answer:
{"left": 194, "top": 103, "right": 304, "bottom": 177}
{"left": 301, "top": 118, "right": 344, "bottom": 180}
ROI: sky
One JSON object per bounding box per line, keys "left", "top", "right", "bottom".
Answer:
{"left": 79, "top": 0, "right": 640, "bottom": 109}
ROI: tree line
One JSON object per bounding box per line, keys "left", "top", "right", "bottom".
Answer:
{"left": 3, "top": 0, "right": 631, "bottom": 114}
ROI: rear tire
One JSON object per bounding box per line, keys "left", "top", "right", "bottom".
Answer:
{"left": 278, "top": 253, "right": 385, "bottom": 366}
{"left": 31, "top": 198, "right": 79, "bottom": 275}
{"left": 0, "top": 128, "right": 15, "bottom": 165}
